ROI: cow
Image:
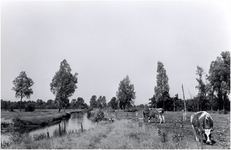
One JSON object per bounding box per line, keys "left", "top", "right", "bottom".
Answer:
{"left": 190, "top": 111, "right": 214, "bottom": 145}
{"left": 143, "top": 108, "right": 165, "bottom": 124}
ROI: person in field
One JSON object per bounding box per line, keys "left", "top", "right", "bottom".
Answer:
{"left": 190, "top": 111, "right": 214, "bottom": 145}
{"left": 143, "top": 108, "right": 165, "bottom": 124}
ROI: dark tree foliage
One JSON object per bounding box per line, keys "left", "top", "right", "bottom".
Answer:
{"left": 50, "top": 59, "right": 78, "bottom": 112}
{"left": 207, "top": 51, "right": 230, "bottom": 111}
{"left": 12, "top": 71, "right": 34, "bottom": 111}
{"left": 75, "top": 97, "right": 88, "bottom": 109}
{"left": 108, "top": 97, "right": 118, "bottom": 109}
{"left": 1, "top": 99, "right": 67, "bottom": 110}
{"left": 90, "top": 95, "right": 98, "bottom": 108}
{"left": 149, "top": 95, "right": 157, "bottom": 108}
{"left": 25, "top": 103, "right": 35, "bottom": 112}
{"left": 97, "top": 96, "right": 107, "bottom": 108}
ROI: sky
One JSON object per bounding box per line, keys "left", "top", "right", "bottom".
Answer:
{"left": 1, "top": 0, "right": 230, "bottom": 105}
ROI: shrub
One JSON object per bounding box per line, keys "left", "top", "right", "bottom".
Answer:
{"left": 33, "top": 133, "right": 47, "bottom": 141}
{"left": 9, "top": 106, "right": 14, "bottom": 112}
{"left": 95, "top": 109, "right": 104, "bottom": 122}
{"left": 25, "top": 104, "right": 35, "bottom": 112}
{"left": 124, "top": 107, "right": 138, "bottom": 112}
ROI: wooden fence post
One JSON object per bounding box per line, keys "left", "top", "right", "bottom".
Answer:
{"left": 81, "top": 123, "right": 83, "bottom": 132}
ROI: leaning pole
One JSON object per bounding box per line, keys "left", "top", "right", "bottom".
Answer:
{"left": 182, "top": 84, "right": 187, "bottom": 121}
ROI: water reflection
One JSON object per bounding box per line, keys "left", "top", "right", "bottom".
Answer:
{"left": 1, "top": 112, "right": 95, "bottom": 143}
{"left": 29, "top": 112, "right": 95, "bottom": 138}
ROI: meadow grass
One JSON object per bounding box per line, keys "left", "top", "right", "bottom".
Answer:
{"left": 3, "top": 110, "right": 230, "bottom": 149}
{"left": 7, "top": 119, "right": 199, "bottom": 149}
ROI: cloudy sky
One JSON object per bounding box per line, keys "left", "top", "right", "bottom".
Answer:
{"left": 1, "top": 1, "right": 230, "bottom": 105}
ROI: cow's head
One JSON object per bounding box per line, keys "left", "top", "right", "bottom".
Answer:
{"left": 201, "top": 113, "right": 214, "bottom": 145}
{"left": 202, "top": 127, "right": 213, "bottom": 145}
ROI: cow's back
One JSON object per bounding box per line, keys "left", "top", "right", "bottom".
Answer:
{"left": 191, "top": 111, "right": 213, "bottom": 129}
{"left": 155, "top": 108, "right": 164, "bottom": 114}
{"left": 148, "top": 109, "right": 159, "bottom": 117}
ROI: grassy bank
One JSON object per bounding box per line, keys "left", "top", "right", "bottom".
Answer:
{"left": 4, "top": 111, "right": 230, "bottom": 149}
{"left": 1, "top": 109, "right": 84, "bottom": 131}
{"left": 7, "top": 119, "right": 199, "bottom": 149}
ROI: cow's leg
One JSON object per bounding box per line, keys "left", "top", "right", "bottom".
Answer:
{"left": 159, "top": 114, "right": 162, "bottom": 124}
{"left": 162, "top": 115, "right": 165, "bottom": 123}
{"left": 192, "top": 125, "right": 199, "bottom": 142}
{"left": 160, "top": 114, "right": 165, "bottom": 123}
{"left": 148, "top": 116, "right": 151, "bottom": 123}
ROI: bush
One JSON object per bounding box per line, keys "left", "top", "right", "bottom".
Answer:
{"left": 95, "top": 110, "right": 104, "bottom": 122}
{"left": 33, "top": 133, "right": 47, "bottom": 141}
{"left": 25, "top": 104, "right": 35, "bottom": 112}
{"left": 9, "top": 106, "right": 14, "bottom": 112}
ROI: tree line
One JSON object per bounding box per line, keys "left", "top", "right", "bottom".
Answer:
{"left": 148, "top": 51, "right": 230, "bottom": 112}
{"left": 8, "top": 51, "right": 230, "bottom": 112}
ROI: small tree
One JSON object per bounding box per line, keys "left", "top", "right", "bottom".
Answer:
{"left": 116, "top": 75, "right": 136, "bottom": 109}
{"left": 195, "top": 66, "right": 206, "bottom": 111}
{"left": 173, "top": 94, "right": 178, "bottom": 112}
{"left": 76, "top": 97, "right": 88, "bottom": 109}
{"left": 50, "top": 59, "right": 78, "bottom": 112}
{"left": 90, "top": 95, "right": 98, "bottom": 108}
{"left": 97, "top": 96, "right": 107, "bottom": 109}
{"left": 12, "top": 71, "right": 34, "bottom": 111}
{"left": 108, "top": 97, "right": 118, "bottom": 109}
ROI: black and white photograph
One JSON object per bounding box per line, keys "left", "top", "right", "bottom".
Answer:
{"left": 1, "top": 0, "right": 230, "bottom": 149}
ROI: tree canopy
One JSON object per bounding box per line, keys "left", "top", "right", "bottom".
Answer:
{"left": 154, "top": 61, "right": 170, "bottom": 110}
{"left": 116, "top": 75, "right": 136, "bottom": 109}
{"left": 50, "top": 59, "right": 78, "bottom": 112}
{"left": 90, "top": 95, "right": 97, "bottom": 108}
{"left": 207, "top": 51, "right": 230, "bottom": 111}
{"left": 12, "top": 71, "right": 34, "bottom": 111}
{"left": 108, "top": 97, "right": 118, "bottom": 109}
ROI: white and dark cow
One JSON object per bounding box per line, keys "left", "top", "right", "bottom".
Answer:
{"left": 190, "top": 111, "right": 214, "bottom": 145}
{"left": 143, "top": 108, "right": 165, "bottom": 124}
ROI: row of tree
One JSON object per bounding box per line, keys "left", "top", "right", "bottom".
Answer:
{"left": 11, "top": 59, "right": 136, "bottom": 112}
{"left": 9, "top": 51, "right": 230, "bottom": 112}
{"left": 1, "top": 97, "right": 88, "bottom": 111}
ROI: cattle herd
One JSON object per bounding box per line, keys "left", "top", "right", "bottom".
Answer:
{"left": 142, "top": 108, "right": 214, "bottom": 145}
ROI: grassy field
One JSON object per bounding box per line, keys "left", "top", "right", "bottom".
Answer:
{"left": 4, "top": 110, "right": 230, "bottom": 149}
